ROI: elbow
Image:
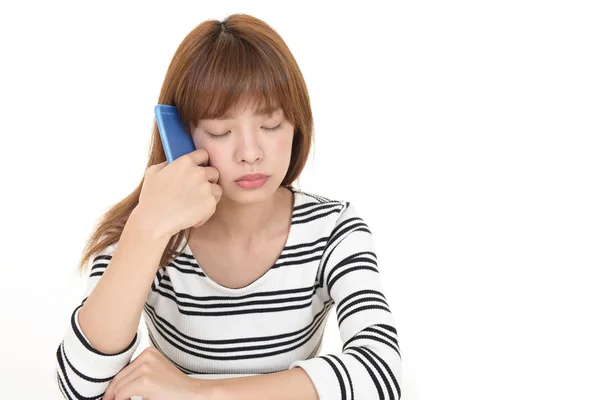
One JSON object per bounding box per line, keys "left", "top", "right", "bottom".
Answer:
{"left": 55, "top": 342, "right": 72, "bottom": 399}
{"left": 346, "top": 344, "right": 402, "bottom": 399}
{"left": 55, "top": 340, "right": 112, "bottom": 400}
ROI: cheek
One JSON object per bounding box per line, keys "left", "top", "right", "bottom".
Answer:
{"left": 192, "top": 135, "right": 203, "bottom": 153}
{"left": 274, "top": 130, "right": 294, "bottom": 159}
{"left": 192, "top": 136, "right": 223, "bottom": 167}
{"left": 203, "top": 145, "right": 226, "bottom": 168}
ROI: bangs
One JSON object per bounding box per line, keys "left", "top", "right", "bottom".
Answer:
{"left": 176, "top": 30, "right": 295, "bottom": 129}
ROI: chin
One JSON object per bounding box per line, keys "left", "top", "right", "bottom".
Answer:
{"left": 222, "top": 179, "right": 280, "bottom": 205}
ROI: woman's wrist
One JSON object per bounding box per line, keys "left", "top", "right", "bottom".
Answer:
{"left": 190, "top": 377, "right": 227, "bottom": 400}
{"left": 128, "top": 205, "right": 173, "bottom": 245}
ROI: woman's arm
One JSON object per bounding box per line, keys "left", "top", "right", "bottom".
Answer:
{"left": 198, "top": 368, "right": 318, "bottom": 400}
{"left": 56, "top": 206, "right": 170, "bottom": 399}
{"left": 77, "top": 207, "right": 169, "bottom": 354}
{"left": 284, "top": 202, "right": 402, "bottom": 399}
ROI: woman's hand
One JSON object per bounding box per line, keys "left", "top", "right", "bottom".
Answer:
{"left": 136, "top": 148, "right": 222, "bottom": 240}
{"left": 103, "top": 347, "right": 215, "bottom": 400}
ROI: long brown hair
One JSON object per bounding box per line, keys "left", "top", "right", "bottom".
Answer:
{"left": 76, "top": 13, "right": 313, "bottom": 275}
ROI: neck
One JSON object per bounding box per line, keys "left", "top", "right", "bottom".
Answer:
{"left": 195, "top": 185, "right": 292, "bottom": 244}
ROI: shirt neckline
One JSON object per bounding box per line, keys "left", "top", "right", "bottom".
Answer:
{"left": 182, "top": 185, "right": 298, "bottom": 293}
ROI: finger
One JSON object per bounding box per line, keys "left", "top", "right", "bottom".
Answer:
{"left": 203, "top": 166, "right": 220, "bottom": 183}
{"left": 105, "top": 370, "right": 124, "bottom": 399}
{"left": 211, "top": 183, "right": 223, "bottom": 202}
{"left": 114, "top": 380, "right": 143, "bottom": 400}
{"left": 113, "top": 370, "right": 145, "bottom": 400}
{"left": 145, "top": 161, "right": 168, "bottom": 175}
{"left": 105, "top": 370, "right": 129, "bottom": 399}
{"left": 105, "top": 354, "right": 146, "bottom": 398}
{"left": 184, "top": 148, "right": 209, "bottom": 166}
{"left": 107, "top": 366, "right": 137, "bottom": 398}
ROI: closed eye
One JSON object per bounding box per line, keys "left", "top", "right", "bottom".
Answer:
{"left": 263, "top": 124, "right": 281, "bottom": 132}
{"left": 206, "top": 123, "right": 282, "bottom": 138}
{"left": 206, "top": 131, "right": 230, "bottom": 138}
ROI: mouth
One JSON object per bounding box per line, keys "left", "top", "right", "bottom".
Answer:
{"left": 234, "top": 174, "right": 270, "bottom": 189}
{"left": 235, "top": 173, "right": 269, "bottom": 182}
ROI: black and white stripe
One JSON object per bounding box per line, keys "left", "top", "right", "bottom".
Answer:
{"left": 147, "top": 327, "right": 199, "bottom": 375}
{"left": 166, "top": 254, "right": 206, "bottom": 276}
{"left": 346, "top": 346, "right": 401, "bottom": 400}
{"left": 142, "top": 300, "right": 333, "bottom": 361}
{"left": 271, "top": 236, "right": 328, "bottom": 269}
{"left": 88, "top": 255, "right": 111, "bottom": 278}
{"left": 55, "top": 343, "right": 104, "bottom": 400}
{"left": 291, "top": 201, "right": 345, "bottom": 225}
{"left": 154, "top": 278, "right": 318, "bottom": 316}
{"left": 326, "top": 251, "right": 379, "bottom": 294}
{"left": 317, "top": 213, "right": 372, "bottom": 291}
{"left": 336, "top": 289, "right": 391, "bottom": 326}
{"left": 343, "top": 324, "right": 401, "bottom": 358}
{"left": 319, "top": 354, "right": 355, "bottom": 400}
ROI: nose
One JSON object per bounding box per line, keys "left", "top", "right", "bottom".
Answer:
{"left": 235, "top": 127, "right": 263, "bottom": 164}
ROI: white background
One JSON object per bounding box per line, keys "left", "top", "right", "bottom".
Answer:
{"left": 1, "top": 1, "right": 599, "bottom": 399}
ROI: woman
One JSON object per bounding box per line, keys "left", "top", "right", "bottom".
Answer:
{"left": 55, "top": 13, "right": 401, "bottom": 400}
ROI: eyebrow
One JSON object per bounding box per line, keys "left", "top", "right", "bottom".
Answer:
{"left": 213, "top": 106, "right": 282, "bottom": 121}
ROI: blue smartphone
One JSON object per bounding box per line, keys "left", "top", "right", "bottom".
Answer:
{"left": 154, "top": 104, "right": 197, "bottom": 163}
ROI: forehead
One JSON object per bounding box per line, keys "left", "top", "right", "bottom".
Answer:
{"left": 204, "top": 102, "right": 282, "bottom": 121}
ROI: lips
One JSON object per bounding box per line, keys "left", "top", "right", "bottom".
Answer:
{"left": 235, "top": 173, "right": 269, "bottom": 182}
{"left": 234, "top": 173, "right": 269, "bottom": 189}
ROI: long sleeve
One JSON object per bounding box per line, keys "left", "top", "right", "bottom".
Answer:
{"left": 289, "top": 202, "right": 402, "bottom": 400}
{"left": 55, "top": 244, "right": 143, "bottom": 399}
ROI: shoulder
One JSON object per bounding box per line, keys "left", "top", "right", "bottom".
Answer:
{"left": 87, "top": 240, "right": 119, "bottom": 270}
{"left": 288, "top": 186, "right": 367, "bottom": 233}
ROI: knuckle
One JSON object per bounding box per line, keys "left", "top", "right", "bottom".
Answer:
{"left": 140, "top": 363, "right": 151, "bottom": 374}
{"left": 141, "top": 347, "right": 155, "bottom": 358}
{"left": 177, "top": 154, "right": 191, "bottom": 167}
{"left": 195, "top": 168, "right": 206, "bottom": 181}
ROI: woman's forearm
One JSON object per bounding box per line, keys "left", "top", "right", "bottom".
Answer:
{"left": 78, "top": 207, "right": 170, "bottom": 354}
{"left": 202, "top": 368, "right": 318, "bottom": 400}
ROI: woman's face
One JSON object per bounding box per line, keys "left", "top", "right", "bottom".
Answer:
{"left": 190, "top": 101, "right": 295, "bottom": 205}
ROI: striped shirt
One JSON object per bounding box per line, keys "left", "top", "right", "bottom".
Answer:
{"left": 55, "top": 186, "right": 402, "bottom": 399}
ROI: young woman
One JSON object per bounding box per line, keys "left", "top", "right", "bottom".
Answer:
{"left": 55, "top": 13, "right": 401, "bottom": 400}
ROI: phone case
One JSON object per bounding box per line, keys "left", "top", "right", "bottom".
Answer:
{"left": 154, "top": 104, "right": 197, "bottom": 163}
